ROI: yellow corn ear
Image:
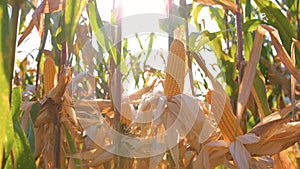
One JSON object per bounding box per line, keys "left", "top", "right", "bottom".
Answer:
{"left": 164, "top": 39, "right": 186, "bottom": 97}
{"left": 44, "top": 57, "right": 57, "bottom": 96}
{"left": 206, "top": 90, "right": 243, "bottom": 142}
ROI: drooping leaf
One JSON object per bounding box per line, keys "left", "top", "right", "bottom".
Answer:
{"left": 254, "top": 0, "right": 296, "bottom": 54}
{"left": 209, "top": 7, "right": 226, "bottom": 31}
{"left": 261, "top": 24, "right": 300, "bottom": 82}
{"left": 247, "top": 120, "right": 300, "bottom": 156}
{"left": 18, "top": 0, "right": 65, "bottom": 46}
{"left": 242, "top": 19, "right": 264, "bottom": 33}
{"left": 189, "top": 30, "right": 220, "bottom": 52}
{"left": 158, "top": 16, "right": 185, "bottom": 33}
{"left": 194, "top": 0, "right": 241, "bottom": 15}
{"left": 192, "top": 3, "right": 203, "bottom": 30}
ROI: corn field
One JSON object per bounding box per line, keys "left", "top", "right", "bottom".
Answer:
{"left": 1, "top": 0, "right": 300, "bottom": 168}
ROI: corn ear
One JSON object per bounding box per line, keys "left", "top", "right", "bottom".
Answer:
{"left": 44, "top": 57, "right": 57, "bottom": 96}
{"left": 206, "top": 90, "right": 243, "bottom": 142}
{"left": 164, "top": 39, "right": 186, "bottom": 97}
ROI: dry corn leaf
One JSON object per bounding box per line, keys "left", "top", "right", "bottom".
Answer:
{"left": 47, "top": 67, "right": 72, "bottom": 102}
{"left": 249, "top": 156, "right": 273, "bottom": 169}
{"left": 229, "top": 141, "right": 250, "bottom": 169}
{"left": 34, "top": 67, "right": 75, "bottom": 167}
{"left": 261, "top": 24, "right": 300, "bottom": 82}
{"left": 18, "top": 0, "right": 65, "bottom": 45}
{"left": 68, "top": 146, "right": 115, "bottom": 167}
{"left": 71, "top": 71, "right": 96, "bottom": 99}
{"left": 166, "top": 94, "right": 215, "bottom": 151}
{"left": 61, "top": 93, "right": 77, "bottom": 126}
{"left": 293, "top": 38, "right": 300, "bottom": 50}
{"left": 129, "top": 78, "right": 158, "bottom": 103}
{"left": 193, "top": 140, "right": 230, "bottom": 169}
{"left": 254, "top": 100, "right": 300, "bottom": 128}
{"left": 75, "top": 99, "right": 113, "bottom": 115}
{"left": 194, "top": 0, "right": 241, "bottom": 15}
{"left": 273, "top": 146, "right": 298, "bottom": 169}
{"left": 134, "top": 91, "right": 166, "bottom": 124}
{"left": 260, "top": 57, "right": 290, "bottom": 94}
{"left": 236, "top": 25, "right": 266, "bottom": 132}
{"left": 76, "top": 92, "right": 212, "bottom": 167}
{"left": 20, "top": 101, "right": 34, "bottom": 128}
{"left": 81, "top": 41, "right": 97, "bottom": 72}
{"left": 229, "top": 133, "right": 260, "bottom": 169}
{"left": 291, "top": 42, "right": 296, "bottom": 118}
{"left": 149, "top": 153, "right": 165, "bottom": 169}
{"left": 247, "top": 120, "right": 300, "bottom": 156}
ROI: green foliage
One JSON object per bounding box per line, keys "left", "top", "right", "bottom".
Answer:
{"left": 254, "top": 0, "right": 295, "bottom": 53}
{"left": 0, "top": 0, "right": 14, "bottom": 167}
{"left": 65, "top": 0, "right": 88, "bottom": 49}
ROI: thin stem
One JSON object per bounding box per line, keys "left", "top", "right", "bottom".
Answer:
{"left": 168, "top": 0, "right": 173, "bottom": 50}
{"left": 115, "top": 0, "right": 122, "bottom": 122}
{"left": 112, "top": 0, "right": 124, "bottom": 168}
{"left": 47, "top": 98, "right": 61, "bottom": 169}
{"left": 225, "top": 9, "right": 230, "bottom": 52}
{"left": 182, "top": 0, "right": 195, "bottom": 96}
{"left": 235, "top": 0, "right": 246, "bottom": 133}
{"left": 236, "top": 0, "right": 243, "bottom": 79}
{"left": 296, "top": 0, "right": 300, "bottom": 40}
{"left": 35, "top": 14, "right": 50, "bottom": 93}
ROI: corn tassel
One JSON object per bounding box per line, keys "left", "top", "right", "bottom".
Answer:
{"left": 44, "top": 57, "right": 57, "bottom": 96}
{"left": 164, "top": 39, "right": 186, "bottom": 97}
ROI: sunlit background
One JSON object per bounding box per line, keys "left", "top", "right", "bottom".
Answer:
{"left": 16, "top": 0, "right": 222, "bottom": 96}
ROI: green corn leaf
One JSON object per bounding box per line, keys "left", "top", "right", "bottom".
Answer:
{"left": 0, "top": 0, "right": 14, "bottom": 165}
{"left": 192, "top": 3, "right": 203, "bottom": 31}
{"left": 12, "top": 121, "right": 36, "bottom": 169}
{"left": 65, "top": 0, "right": 88, "bottom": 49}
{"left": 254, "top": 0, "right": 296, "bottom": 54}
{"left": 144, "top": 33, "right": 155, "bottom": 65}
{"left": 252, "top": 72, "right": 272, "bottom": 116}
{"left": 89, "top": 1, "right": 117, "bottom": 62}
{"left": 12, "top": 87, "right": 22, "bottom": 120}
{"left": 64, "top": 125, "right": 80, "bottom": 169}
